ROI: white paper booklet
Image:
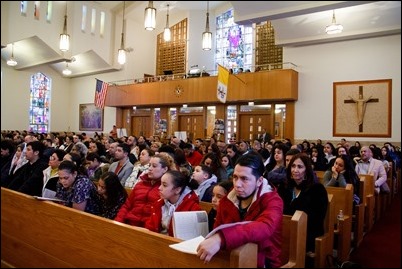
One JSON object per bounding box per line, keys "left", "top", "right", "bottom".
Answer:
{"left": 33, "top": 196, "right": 65, "bottom": 203}
{"left": 169, "top": 235, "right": 205, "bottom": 255}
{"left": 169, "top": 220, "right": 253, "bottom": 254}
{"left": 172, "top": 211, "right": 209, "bottom": 240}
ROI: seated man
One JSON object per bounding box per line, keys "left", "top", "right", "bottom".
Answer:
{"left": 196, "top": 152, "right": 283, "bottom": 268}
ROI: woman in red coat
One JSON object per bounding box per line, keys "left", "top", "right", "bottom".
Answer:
{"left": 145, "top": 170, "right": 201, "bottom": 236}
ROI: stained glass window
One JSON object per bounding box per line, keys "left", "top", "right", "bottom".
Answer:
{"left": 29, "top": 73, "right": 51, "bottom": 133}
{"left": 215, "top": 9, "right": 253, "bottom": 73}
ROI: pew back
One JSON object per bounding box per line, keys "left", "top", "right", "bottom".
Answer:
{"left": 1, "top": 188, "right": 257, "bottom": 268}
{"left": 281, "top": 210, "right": 307, "bottom": 268}
{"left": 325, "top": 184, "right": 353, "bottom": 261}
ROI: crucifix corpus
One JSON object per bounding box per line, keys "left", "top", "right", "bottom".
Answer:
{"left": 344, "top": 86, "right": 379, "bottom": 132}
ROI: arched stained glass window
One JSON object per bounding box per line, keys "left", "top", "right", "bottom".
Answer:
{"left": 215, "top": 9, "right": 253, "bottom": 73}
{"left": 29, "top": 72, "right": 51, "bottom": 133}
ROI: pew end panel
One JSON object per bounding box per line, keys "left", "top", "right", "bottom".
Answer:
{"left": 325, "top": 184, "right": 353, "bottom": 262}
{"left": 359, "top": 174, "right": 375, "bottom": 232}
{"left": 281, "top": 210, "right": 307, "bottom": 268}
{"left": 1, "top": 187, "right": 257, "bottom": 268}
{"left": 314, "top": 194, "right": 335, "bottom": 268}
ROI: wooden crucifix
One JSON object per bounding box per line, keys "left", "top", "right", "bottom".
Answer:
{"left": 344, "top": 86, "right": 379, "bottom": 132}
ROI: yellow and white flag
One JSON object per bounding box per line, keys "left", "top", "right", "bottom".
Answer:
{"left": 217, "top": 64, "right": 229, "bottom": 103}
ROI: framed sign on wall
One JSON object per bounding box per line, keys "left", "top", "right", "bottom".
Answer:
{"left": 333, "top": 79, "right": 392, "bottom": 137}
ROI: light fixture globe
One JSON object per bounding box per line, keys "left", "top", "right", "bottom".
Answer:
{"left": 144, "top": 1, "right": 156, "bottom": 31}
{"left": 7, "top": 43, "right": 18, "bottom": 66}
{"left": 202, "top": 1, "right": 212, "bottom": 51}
{"left": 326, "top": 10, "right": 343, "bottom": 35}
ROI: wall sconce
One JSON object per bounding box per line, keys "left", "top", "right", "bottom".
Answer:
{"left": 326, "top": 10, "right": 343, "bottom": 35}
{"left": 144, "top": 1, "right": 156, "bottom": 31}
{"left": 202, "top": 1, "right": 212, "bottom": 51}
{"left": 59, "top": 1, "right": 70, "bottom": 52}
{"left": 118, "top": 1, "right": 126, "bottom": 65}
{"left": 7, "top": 43, "right": 18, "bottom": 67}
{"left": 164, "top": 4, "right": 171, "bottom": 42}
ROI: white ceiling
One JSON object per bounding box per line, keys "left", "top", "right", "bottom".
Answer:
{"left": 1, "top": 1, "right": 400, "bottom": 78}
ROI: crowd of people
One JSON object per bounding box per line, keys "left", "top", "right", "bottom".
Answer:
{"left": 1, "top": 129, "right": 400, "bottom": 267}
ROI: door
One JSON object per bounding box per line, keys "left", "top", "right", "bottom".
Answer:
{"left": 178, "top": 115, "right": 204, "bottom": 142}
{"left": 239, "top": 114, "right": 272, "bottom": 142}
{"left": 131, "top": 116, "right": 152, "bottom": 138}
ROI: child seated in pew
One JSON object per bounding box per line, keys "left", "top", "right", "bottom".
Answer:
{"left": 145, "top": 170, "right": 200, "bottom": 236}
{"left": 191, "top": 164, "right": 217, "bottom": 202}
{"left": 95, "top": 172, "right": 128, "bottom": 219}
{"left": 208, "top": 181, "right": 233, "bottom": 232}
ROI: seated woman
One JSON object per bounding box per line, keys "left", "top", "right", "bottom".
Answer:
{"left": 278, "top": 153, "right": 328, "bottom": 267}
{"left": 95, "top": 171, "right": 128, "bottom": 219}
{"left": 56, "top": 160, "right": 99, "bottom": 214}
{"left": 114, "top": 154, "right": 173, "bottom": 227}
{"left": 145, "top": 170, "right": 200, "bottom": 236}
{"left": 323, "top": 154, "right": 360, "bottom": 205}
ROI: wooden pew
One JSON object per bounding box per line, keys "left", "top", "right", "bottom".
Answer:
{"left": 313, "top": 194, "right": 334, "bottom": 268}
{"left": 199, "top": 201, "right": 214, "bottom": 214}
{"left": 281, "top": 211, "right": 307, "bottom": 268}
{"left": 325, "top": 184, "right": 353, "bottom": 262}
{"left": 1, "top": 187, "right": 257, "bottom": 268}
{"left": 315, "top": 170, "right": 325, "bottom": 185}
{"left": 198, "top": 201, "right": 308, "bottom": 268}
{"left": 359, "top": 174, "right": 375, "bottom": 232}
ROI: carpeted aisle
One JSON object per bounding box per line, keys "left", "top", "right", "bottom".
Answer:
{"left": 349, "top": 193, "right": 401, "bottom": 268}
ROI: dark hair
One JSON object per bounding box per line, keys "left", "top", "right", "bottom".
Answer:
{"left": 286, "top": 153, "right": 315, "bottom": 189}
{"left": 86, "top": 152, "right": 101, "bottom": 162}
{"left": 165, "top": 170, "right": 198, "bottom": 193}
{"left": 217, "top": 180, "right": 233, "bottom": 193}
{"left": 58, "top": 160, "right": 78, "bottom": 174}
{"left": 27, "top": 141, "right": 45, "bottom": 158}
{"left": 235, "top": 151, "right": 265, "bottom": 179}
{"left": 99, "top": 172, "right": 128, "bottom": 206}
{"left": 118, "top": 143, "right": 131, "bottom": 154}
{"left": 198, "top": 164, "right": 213, "bottom": 179}
{"left": 1, "top": 140, "right": 15, "bottom": 154}
{"left": 53, "top": 149, "right": 67, "bottom": 161}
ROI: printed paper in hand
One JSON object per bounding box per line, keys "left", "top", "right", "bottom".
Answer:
{"left": 169, "top": 235, "right": 204, "bottom": 255}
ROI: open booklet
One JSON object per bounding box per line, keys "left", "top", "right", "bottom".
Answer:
{"left": 172, "top": 211, "right": 209, "bottom": 241}
{"left": 33, "top": 196, "right": 65, "bottom": 203}
{"left": 169, "top": 219, "right": 252, "bottom": 254}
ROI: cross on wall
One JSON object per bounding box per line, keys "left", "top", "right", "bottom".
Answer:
{"left": 344, "top": 86, "right": 379, "bottom": 132}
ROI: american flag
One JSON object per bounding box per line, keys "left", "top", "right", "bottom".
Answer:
{"left": 94, "top": 79, "right": 109, "bottom": 109}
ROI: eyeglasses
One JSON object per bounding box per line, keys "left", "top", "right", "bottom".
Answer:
{"left": 49, "top": 156, "right": 58, "bottom": 161}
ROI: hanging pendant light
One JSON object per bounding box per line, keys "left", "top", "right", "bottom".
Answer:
{"left": 202, "top": 1, "right": 212, "bottom": 51}
{"left": 7, "top": 43, "right": 18, "bottom": 67}
{"left": 144, "top": 1, "right": 156, "bottom": 31}
{"left": 164, "top": 4, "right": 171, "bottom": 42}
{"left": 326, "top": 10, "right": 343, "bottom": 35}
{"left": 62, "top": 62, "right": 72, "bottom": 76}
{"left": 59, "top": 1, "right": 70, "bottom": 52}
{"left": 118, "top": 1, "right": 127, "bottom": 65}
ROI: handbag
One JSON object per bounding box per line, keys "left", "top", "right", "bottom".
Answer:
{"left": 380, "top": 182, "right": 391, "bottom": 194}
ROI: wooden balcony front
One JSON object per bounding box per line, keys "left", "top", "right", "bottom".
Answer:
{"left": 105, "top": 69, "right": 298, "bottom": 107}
